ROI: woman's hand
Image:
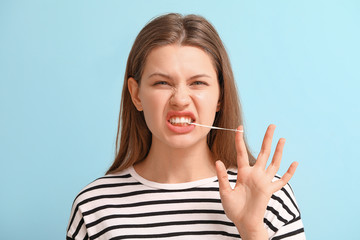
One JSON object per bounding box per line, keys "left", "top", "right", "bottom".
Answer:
{"left": 215, "top": 124, "right": 298, "bottom": 240}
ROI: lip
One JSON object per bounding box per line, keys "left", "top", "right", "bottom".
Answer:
{"left": 166, "top": 111, "right": 196, "bottom": 134}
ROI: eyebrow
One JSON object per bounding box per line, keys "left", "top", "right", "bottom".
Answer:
{"left": 147, "top": 72, "right": 173, "bottom": 80}
{"left": 147, "top": 72, "right": 212, "bottom": 80}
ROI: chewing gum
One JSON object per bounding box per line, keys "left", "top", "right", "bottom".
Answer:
{"left": 189, "top": 123, "right": 243, "bottom": 133}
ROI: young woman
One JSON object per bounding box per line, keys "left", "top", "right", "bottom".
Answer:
{"left": 67, "top": 13, "right": 305, "bottom": 240}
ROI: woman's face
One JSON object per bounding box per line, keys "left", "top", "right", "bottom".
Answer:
{"left": 129, "top": 44, "right": 220, "bottom": 149}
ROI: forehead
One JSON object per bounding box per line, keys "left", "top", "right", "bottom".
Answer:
{"left": 142, "top": 45, "right": 217, "bottom": 79}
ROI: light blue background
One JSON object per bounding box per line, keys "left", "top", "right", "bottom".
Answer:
{"left": 1, "top": 0, "right": 359, "bottom": 239}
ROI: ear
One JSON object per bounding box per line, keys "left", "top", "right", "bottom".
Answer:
{"left": 128, "top": 77, "right": 143, "bottom": 111}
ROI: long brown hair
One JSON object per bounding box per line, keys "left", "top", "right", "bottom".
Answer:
{"left": 107, "top": 13, "right": 255, "bottom": 174}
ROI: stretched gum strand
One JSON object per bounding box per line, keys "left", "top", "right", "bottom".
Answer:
{"left": 189, "top": 122, "right": 244, "bottom": 133}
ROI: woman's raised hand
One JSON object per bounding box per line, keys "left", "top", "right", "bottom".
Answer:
{"left": 215, "top": 124, "right": 298, "bottom": 240}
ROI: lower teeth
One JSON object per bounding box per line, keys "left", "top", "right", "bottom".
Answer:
{"left": 171, "top": 123, "right": 189, "bottom": 126}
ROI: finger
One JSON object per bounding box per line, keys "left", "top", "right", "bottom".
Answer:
{"left": 271, "top": 161, "right": 298, "bottom": 192}
{"left": 256, "top": 124, "right": 276, "bottom": 169}
{"left": 235, "top": 125, "right": 249, "bottom": 168}
{"left": 215, "top": 160, "right": 232, "bottom": 194}
{"left": 266, "top": 138, "right": 286, "bottom": 177}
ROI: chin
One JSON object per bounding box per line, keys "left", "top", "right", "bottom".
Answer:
{"left": 163, "top": 135, "right": 205, "bottom": 150}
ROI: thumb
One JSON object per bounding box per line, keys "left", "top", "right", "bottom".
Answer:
{"left": 216, "top": 160, "right": 232, "bottom": 194}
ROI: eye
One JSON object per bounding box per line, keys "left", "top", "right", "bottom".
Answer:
{"left": 153, "top": 81, "right": 169, "bottom": 86}
{"left": 191, "top": 81, "right": 208, "bottom": 86}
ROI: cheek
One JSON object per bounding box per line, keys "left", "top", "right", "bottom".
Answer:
{"left": 193, "top": 91, "right": 220, "bottom": 117}
{"left": 140, "top": 92, "right": 169, "bottom": 121}
{"left": 193, "top": 90, "right": 219, "bottom": 108}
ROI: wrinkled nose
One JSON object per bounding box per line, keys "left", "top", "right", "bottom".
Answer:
{"left": 169, "top": 85, "right": 191, "bottom": 108}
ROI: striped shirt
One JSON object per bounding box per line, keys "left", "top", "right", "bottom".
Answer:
{"left": 67, "top": 166, "right": 305, "bottom": 240}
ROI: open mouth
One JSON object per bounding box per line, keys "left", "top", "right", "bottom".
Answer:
{"left": 168, "top": 117, "right": 194, "bottom": 126}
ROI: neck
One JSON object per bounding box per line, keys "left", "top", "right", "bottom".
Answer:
{"left": 134, "top": 138, "right": 216, "bottom": 183}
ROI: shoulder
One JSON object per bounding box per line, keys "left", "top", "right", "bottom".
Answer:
{"left": 71, "top": 168, "right": 137, "bottom": 206}
{"left": 269, "top": 175, "right": 301, "bottom": 219}
{"left": 67, "top": 168, "right": 140, "bottom": 239}
{"left": 266, "top": 176, "right": 305, "bottom": 239}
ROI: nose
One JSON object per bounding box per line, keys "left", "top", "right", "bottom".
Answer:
{"left": 169, "top": 85, "right": 191, "bottom": 108}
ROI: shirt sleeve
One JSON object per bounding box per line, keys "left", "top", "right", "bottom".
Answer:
{"left": 66, "top": 197, "right": 89, "bottom": 240}
{"left": 264, "top": 182, "right": 306, "bottom": 240}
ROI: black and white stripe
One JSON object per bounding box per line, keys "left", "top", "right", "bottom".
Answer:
{"left": 67, "top": 167, "right": 305, "bottom": 240}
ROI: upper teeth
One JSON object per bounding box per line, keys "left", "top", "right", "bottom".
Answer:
{"left": 169, "top": 117, "right": 193, "bottom": 124}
